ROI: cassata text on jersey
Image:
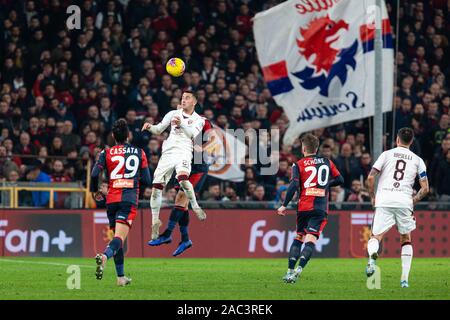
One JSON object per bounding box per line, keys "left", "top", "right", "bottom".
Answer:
{"left": 109, "top": 147, "right": 139, "bottom": 155}
{"left": 393, "top": 153, "right": 413, "bottom": 160}
{"left": 304, "top": 158, "right": 325, "bottom": 166}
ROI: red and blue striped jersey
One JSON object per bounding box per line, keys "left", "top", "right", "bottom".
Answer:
{"left": 93, "top": 143, "right": 150, "bottom": 205}
{"left": 292, "top": 155, "right": 341, "bottom": 213}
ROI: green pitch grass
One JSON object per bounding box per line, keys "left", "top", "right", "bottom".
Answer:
{"left": 0, "top": 257, "right": 448, "bottom": 300}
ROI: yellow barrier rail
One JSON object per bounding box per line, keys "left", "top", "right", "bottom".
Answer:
{"left": 0, "top": 186, "right": 88, "bottom": 209}
{"left": 0, "top": 155, "right": 93, "bottom": 209}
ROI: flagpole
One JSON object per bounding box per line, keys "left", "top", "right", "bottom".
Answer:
{"left": 373, "top": 0, "right": 384, "bottom": 160}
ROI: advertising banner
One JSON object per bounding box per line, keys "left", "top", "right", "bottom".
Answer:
{"left": 0, "top": 209, "right": 447, "bottom": 258}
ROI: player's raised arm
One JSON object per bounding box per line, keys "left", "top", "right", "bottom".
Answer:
{"left": 413, "top": 159, "right": 429, "bottom": 205}
{"left": 278, "top": 163, "right": 300, "bottom": 215}
{"left": 91, "top": 149, "right": 106, "bottom": 178}
{"left": 142, "top": 110, "right": 174, "bottom": 135}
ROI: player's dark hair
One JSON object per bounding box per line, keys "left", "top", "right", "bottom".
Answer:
{"left": 397, "top": 127, "right": 414, "bottom": 145}
{"left": 301, "top": 134, "right": 320, "bottom": 154}
{"left": 183, "top": 90, "right": 197, "bottom": 101}
{"left": 112, "top": 118, "right": 129, "bottom": 144}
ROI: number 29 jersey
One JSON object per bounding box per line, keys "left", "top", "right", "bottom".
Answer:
{"left": 293, "top": 155, "right": 341, "bottom": 213}
{"left": 372, "top": 147, "right": 427, "bottom": 210}
{"left": 96, "top": 143, "right": 149, "bottom": 205}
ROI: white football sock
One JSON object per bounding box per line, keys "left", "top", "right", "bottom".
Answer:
{"left": 367, "top": 238, "right": 379, "bottom": 260}
{"left": 180, "top": 180, "right": 200, "bottom": 209}
{"left": 401, "top": 244, "right": 413, "bottom": 282}
{"left": 150, "top": 188, "right": 162, "bottom": 224}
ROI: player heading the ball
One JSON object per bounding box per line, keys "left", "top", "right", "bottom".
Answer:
{"left": 142, "top": 90, "right": 207, "bottom": 241}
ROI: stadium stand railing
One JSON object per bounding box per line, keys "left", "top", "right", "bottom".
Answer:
{"left": 0, "top": 154, "right": 92, "bottom": 209}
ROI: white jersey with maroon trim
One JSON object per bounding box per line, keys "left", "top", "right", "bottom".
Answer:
{"left": 150, "top": 109, "right": 205, "bottom": 156}
{"left": 372, "top": 147, "right": 427, "bottom": 210}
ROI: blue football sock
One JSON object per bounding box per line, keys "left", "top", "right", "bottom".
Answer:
{"left": 179, "top": 210, "right": 190, "bottom": 242}
{"left": 162, "top": 207, "right": 185, "bottom": 237}
{"left": 299, "top": 242, "right": 315, "bottom": 269}
{"left": 104, "top": 236, "right": 122, "bottom": 259}
{"left": 288, "top": 239, "right": 303, "bottom": 269}
{"left": 114, "top": 248, "right": 124, "bottom": 277}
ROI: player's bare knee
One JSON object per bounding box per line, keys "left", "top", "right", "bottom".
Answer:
{"left": 175, "top": 191, "right": 187, "bottom": 206}
{"left": 400, "top": 233, "right": 411, "bottom": 244}
{"left": 304, "top": 234, "right": 317, "bottom": 244}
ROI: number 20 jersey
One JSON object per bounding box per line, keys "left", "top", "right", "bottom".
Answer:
{"left": 372, "top": 147, "right": 427, "bottom": 210}
{"left": 293, "top": 155, "right": 341, "bottom": 213}
{"left": 96, "top": 143, "right": 148, "bottom": 205}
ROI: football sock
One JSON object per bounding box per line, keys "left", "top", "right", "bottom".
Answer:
{"left": 401, "top": 242, "right": 413, "bottom": 282}
{"left": 367, "top": 238, "right": 379, "bottom": 261}
{"left": 162, "top": 207, "right": 185, "bottom": 237}
{"left": 298, "top": 242, "right": 315, "bottom": 269}
{"left": 151, "top": 188, "right": 162, "bottom": 224}
{"left": 179, "top": 180, "right": 200, "bottom": 209}
{"left": 288, "top": 239, "right": 303, "bottom": 270}
{"left": 179, "top": 209, "right": 190, "bottom": 242}
{"left": 104, "top": 236, "right": 122, "bottom": 259}
{"left": 114, "top": 248, "right": 124, "bottom": 277}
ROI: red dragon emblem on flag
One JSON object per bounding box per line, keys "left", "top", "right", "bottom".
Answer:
{"left": 293, "top": 15, "right": 358, "bottom": 97}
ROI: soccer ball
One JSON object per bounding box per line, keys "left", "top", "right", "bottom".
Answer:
{"left": 166, "top": 57, "right": 185, "bottom": 77}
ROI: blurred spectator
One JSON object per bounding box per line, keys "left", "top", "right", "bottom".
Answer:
{"left": 0, "top": 0, "right": 447, "bottom": 206}
{"left": 334, "top": 143, "right": 360, "bottom": 189}
{"left": 346, "top": 179, "right": 371, "bottom": 203}
{"left": 25, "top": 160, "right": 51, "bottom": 207}
{"left": 434, "top": 149, "right": 450, "bottom": 202}
{"left": 222, "top": 185, "right": 240, "bottom": 202}
{"left": 204, "top": 183, "right": 222, "bottom": 201}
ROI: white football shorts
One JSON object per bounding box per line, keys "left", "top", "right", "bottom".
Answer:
{"left": 372, "top": 207, "right": 416, "bottom": 235}
{"left": 152, "top": 152, "right": 192, "bottom": 186}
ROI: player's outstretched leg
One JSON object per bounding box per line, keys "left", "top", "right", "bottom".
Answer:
{"left": 113, "top": 248, "right": 131, "bottom": 286}
{"left": 150, "top": 185, "right": 163, "bottom": 240}
{"left": 283, "top": 237, "right": 303, "bottom": 284}
{"left": 178, "top": 176, "right": 206, "bottom": 221}
{"left": 366, "top": 237, "right": 380, "bottom": 277}
{"left": 148, "top": 206, "right": 185, "bottom": 246}
{"left": 173, "top": 209, "right": 192, "bottom": 256}
{"left": 400, "top": 238, "right": 413, "bottom": 288}
{"left": 96, "top": 236, "right": 123, "bottom": 280}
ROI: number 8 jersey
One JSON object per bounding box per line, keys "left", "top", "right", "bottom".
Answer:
{"left": 293, "top": 155, "right": 342, "bottom": 213}
{"left": 94, "top": 143, "right": 150, "bottom": 205}
{"left": 372, "top": 147, "right": 427, "bottom": 210}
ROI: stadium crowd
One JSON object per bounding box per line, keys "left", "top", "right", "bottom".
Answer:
{"left": 0, "top": 0, "right": 449, "bottom": 208}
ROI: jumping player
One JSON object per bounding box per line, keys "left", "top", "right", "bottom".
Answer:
{"left": 142, "top": 91, "right": 206, "bottom": 240}
{"left": 92, "top": 119, "right": 151, "bottom": 286}
{"left": 148, "top": 116, "right": 213, "bottom": 256}
{"left": 366, "top": 127, "right": 429, "bottom": 288}
{"left": 277, "top": 134, "right": 344, "bottom": 284}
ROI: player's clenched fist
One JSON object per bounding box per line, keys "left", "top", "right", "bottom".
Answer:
{"left": 277, "top": 205, "right": 287, "bottom": 216}
{"left": 142, "top": 122, "right": 152, "bottom": 131}
{"left": 171, "top": 115, "right": 181, "bottom": 126}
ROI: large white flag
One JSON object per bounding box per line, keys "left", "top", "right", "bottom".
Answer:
{"left": 254, "top": 0, "right": 394, "bottom": 145}
{"left": 204, "top": 127, "right": 246, "bottom": 182}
